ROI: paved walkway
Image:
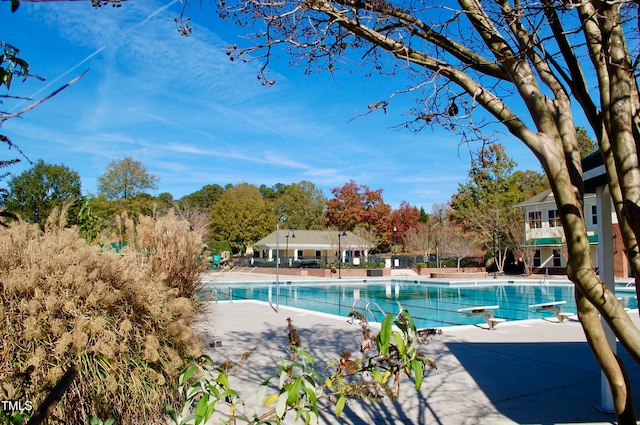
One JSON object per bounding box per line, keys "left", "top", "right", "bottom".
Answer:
{"left": 196, "top": 295, "right": 640, "bottom": 424}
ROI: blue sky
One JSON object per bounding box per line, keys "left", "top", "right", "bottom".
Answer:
{"left": 1, "top": 0, "right": 542, "bottom": 210}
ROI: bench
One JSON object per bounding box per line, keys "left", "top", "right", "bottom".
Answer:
{"left": 457, "top": 305, "right": 505, "bottom": 330}
{"left": 528, "top": 301, "right": 573, "bottom": 322}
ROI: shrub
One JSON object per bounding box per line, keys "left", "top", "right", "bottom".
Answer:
{"left": 112, "top": 211, "right": 209, "bottom": 302}
{"left": 0, "top": 207, "right": 208, "bottom": 423}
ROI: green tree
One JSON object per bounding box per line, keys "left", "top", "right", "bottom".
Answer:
{"left": 510, "top": 170, "right": 549, "bottom": 201}
{"left": 4, "top": 159, "right": 81, "bottom": 223}
{"left": 258, "top": 182, "right": 286, "bottom": 201}
{"left": 87, "top": 193, "right": 156, "bottom": 229}
{"left": 274, "top": 181, "right": 326, "bottom": 230}
{"left": 179, "top": 183, "right": 225, "bottom": 210}
{"left": 209, "top": 183, "right": 276, "bottom": 253}
{"left": 97, "top": 157, "right": 158, "bottom": 200}
{"left": 418, "top": 207, "right": 429, "bottom": 224}
{"left": 576, "top": 126, "right": 597, "bottom": 159}
{"left": 156, "top": 192, "right": 174, "bottom": 212}
{"left": 449, "top": 144, "right": 539, "bottom": 271}
{"left": 213, "top": 0, "right": 640, "bottom": 418}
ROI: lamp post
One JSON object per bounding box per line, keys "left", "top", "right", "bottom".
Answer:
{"left": 493, "top": 228, "right": 497, "bottom": 279}
{"left": 393, "top": 226, "right": 397, "bottom": 269}
{"left": 285, "top": 230, "right": 295, "bottom": 267}
{"left": 272, "top": 216, "right": 285, "bottom": 313}
{"left": 437, "top": 208, "right": 443, "bottom": 268}
{"left": 338, "top": 230, "right": 347, "bottom": 279}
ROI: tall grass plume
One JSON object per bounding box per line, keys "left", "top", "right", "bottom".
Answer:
{"left": 0, "top": 206, "right": 210, "bottom": 423}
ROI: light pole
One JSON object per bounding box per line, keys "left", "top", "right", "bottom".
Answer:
{"left": 437, "top": 208, "right": 443, "bottom": 268}
{"left": 393, "top": 226, "right": 397, "bottom": 269}
{"left": 338, "top": 230, "right": 347, "bottom": 279}
{"left": 285, "top": 230, "right": 295, "bottom": 267}
{"left": 271, "top": 216, "right": 285, "bottom": 313}
{"left": 493, "top": 228, "right": 497, "bottom": 279}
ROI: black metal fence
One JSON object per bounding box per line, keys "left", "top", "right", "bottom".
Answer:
{"left": 235, "top": 254, "right": 482, "bottom": 269}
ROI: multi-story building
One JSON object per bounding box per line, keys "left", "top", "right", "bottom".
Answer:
{"left": 515, "top": 189, "right": 629, "bottom": 277}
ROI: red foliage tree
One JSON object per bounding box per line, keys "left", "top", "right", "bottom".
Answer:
{"left": 390, "top": 201, "right": 421, "bottom": 252}
{"left": 324, "top": 180, "right": 391, "bottom": 249}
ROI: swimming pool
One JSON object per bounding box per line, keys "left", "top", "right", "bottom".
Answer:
{"left": 203, "top": 280, "right": 638, "bottom": 328}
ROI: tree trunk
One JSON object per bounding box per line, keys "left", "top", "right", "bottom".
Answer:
{"left": 577, "top": 291, "right": 636, "bottom": 422}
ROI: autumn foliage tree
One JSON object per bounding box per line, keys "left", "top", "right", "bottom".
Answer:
{"left": 214, "top": 0, "right": 640, "bottom": 420}
{"left": 324, "top": 179, "right": 391, "bottom": 249}
{"left": 389, "top": 200, "right": 421, "bottom": 252}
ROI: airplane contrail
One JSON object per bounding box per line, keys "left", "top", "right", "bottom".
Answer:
{"left": 9, "top": 0, "right": 180, "bottom": 112}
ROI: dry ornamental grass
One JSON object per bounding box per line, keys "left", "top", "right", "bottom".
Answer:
{"left": 0, "top": 207, "right": 209, "bottom": 423}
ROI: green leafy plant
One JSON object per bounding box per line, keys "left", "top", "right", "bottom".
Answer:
{"left": 0, "top": 41, "right": 29, "bottom": 89}
{"left": 169, "top": 311, "right": 438, "bottom": 424}
{"left": 0, "top": 408, "right": 30, "bottom": 425}
{"left": 166, "top": 355, "right": 241, "bottom": 425}
{"left": 88, "top": 416, "right": 115, "bottom": 425}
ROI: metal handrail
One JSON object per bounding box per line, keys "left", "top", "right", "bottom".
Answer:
{"left": 349, "top": 299, "right": 367, "bottom": 323}
{"left": 365, "top": 301, "right": 387, "bottom": 323}
{"left": 349, "top": 299, "right": 388, "bottom": 324}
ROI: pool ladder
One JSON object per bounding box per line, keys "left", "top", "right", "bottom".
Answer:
{"left": 349, "top": 299, "right": 388, "bottom": 325}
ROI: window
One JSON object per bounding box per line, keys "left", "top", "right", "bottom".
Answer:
{"left": 548, "top": 209, "right": 561, "bottom": 227}
{"left": 553, "top": 250, "right": 562, "bottom": 267}
{"left": 591, "top": 205, "right": 598, "bottom": 225}
{"left": 528, "top": 211, "right": 542, "bottom": 229}
{"left": 533, "top": 250, "right": 541, "bottom": 267}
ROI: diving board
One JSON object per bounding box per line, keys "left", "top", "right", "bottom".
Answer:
{"left": 457, "top": 305, "right": 505, "bottom": 330}
{"left": 529, "top": 300, "right": 573, "bottom": 322}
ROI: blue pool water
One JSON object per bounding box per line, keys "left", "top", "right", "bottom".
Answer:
{"left": 203, "top": 280, "right": 638, "bottom": 328}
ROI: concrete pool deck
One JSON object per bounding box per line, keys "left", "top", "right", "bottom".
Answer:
{"left": 197, "top": 271, "right": 640, "bottom": 424}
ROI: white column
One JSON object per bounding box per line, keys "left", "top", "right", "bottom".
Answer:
{"left": 596, "top": 185, "right": 616, "bottom": 412}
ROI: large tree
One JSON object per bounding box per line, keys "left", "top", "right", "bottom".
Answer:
{"left": 324, "top": 179, "right": 391, "bottom": 249}
{"left": 403, "top": 222, "right": 433, "bottom": 262}
{"left": 97, "top": 157, "right": 159, "bottom": 200}
{"left": 4, "top": 159, "right": 81, "bottom": 223}
{"left": 179, "top": 184, "right": 226, "bottom": 211}
{"left": 440, "top": 223, "right": 476, "bottom": 271}
{"left": 209, "top": 182, "right": 276, "bottom": 253}
{"left": 273, "top": 181, "right": 326, "bottom": 230}
{"left": 389, "top": 200, "right": 421, "bottom": 252}
{"left": 450, "top": 144, "right": 547, "bottom": 272}
{"left": 213, "top": 0, "right": 640, "bottom": 420}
